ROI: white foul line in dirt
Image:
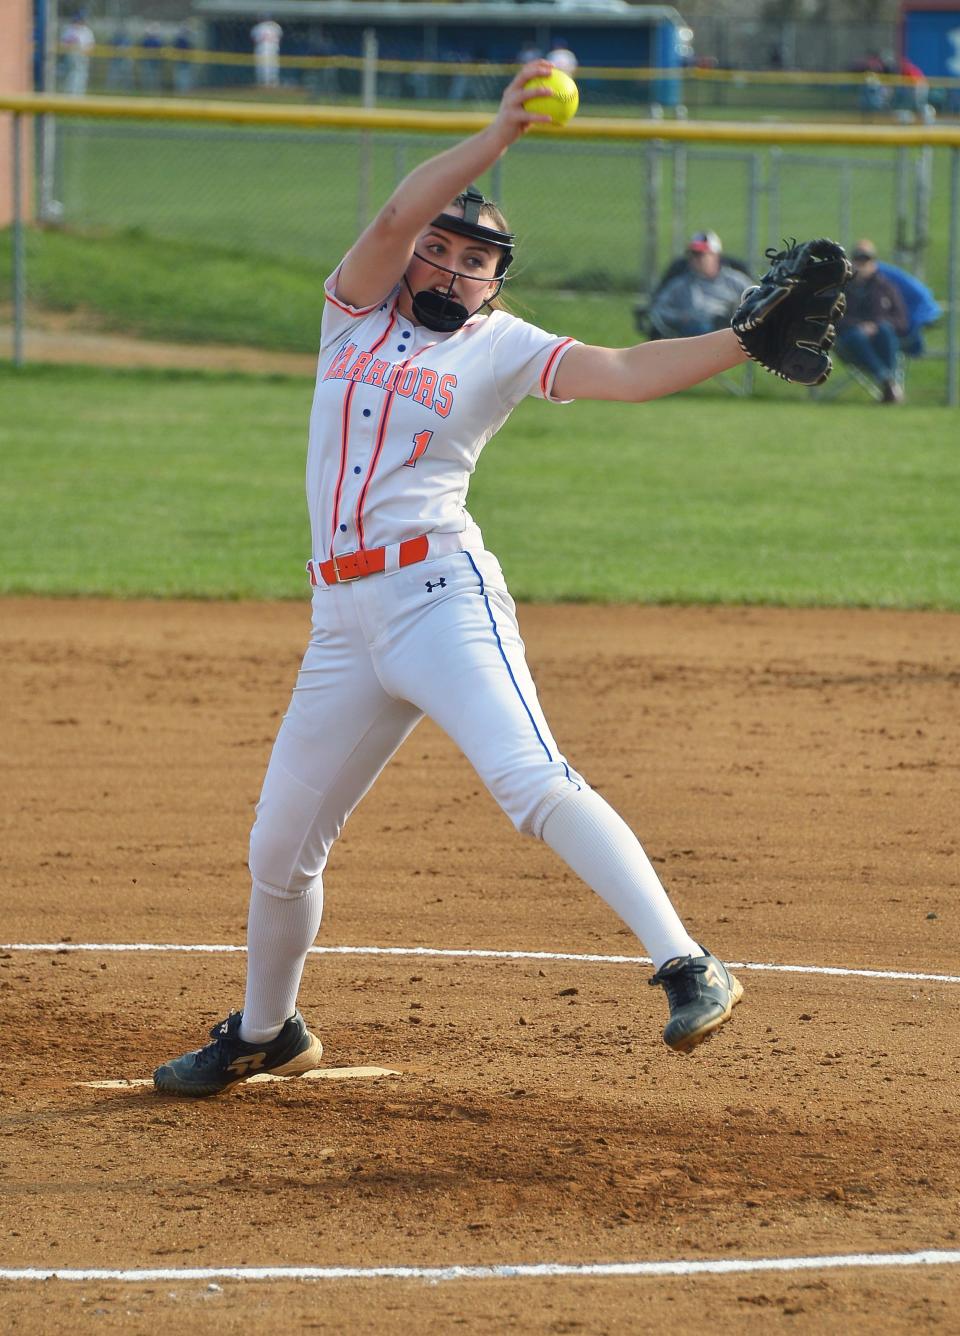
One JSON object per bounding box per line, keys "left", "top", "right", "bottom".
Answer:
{"left": 2, "top": 942, "right": 959, "bottom": 985}
{"left": 80, "top": 1067, "right": 399, "bottom": 1089}
{"left": 1, "top": 1249, "right": 959, "bottom": 1285}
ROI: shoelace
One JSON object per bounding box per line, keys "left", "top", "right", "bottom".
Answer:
{"left": 191, "top": 1014, "right": 240, "bottom": 1068}
{"left": 648, "top": 958, "right": 707, "bottom": 1010}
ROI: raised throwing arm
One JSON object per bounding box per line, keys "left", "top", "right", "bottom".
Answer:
{"left": 335, "top": 62, "right": 554, "bottom": 310}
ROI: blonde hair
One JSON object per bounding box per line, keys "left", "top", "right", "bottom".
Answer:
{"left": 476, "top": 200, "right": 513, "bottom": 314}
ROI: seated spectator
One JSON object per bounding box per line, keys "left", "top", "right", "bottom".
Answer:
{"left": 836, "top": 239, "right": 910, "bottom": 403}
{"left": 648, "top": 231, "right": 753, "bottom": 339}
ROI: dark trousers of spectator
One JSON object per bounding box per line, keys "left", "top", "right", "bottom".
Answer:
{"left": 837, "top": 321, "right": 899, "bottom": 384}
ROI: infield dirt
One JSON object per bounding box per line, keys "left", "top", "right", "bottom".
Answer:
{"left": 2, "top": 598, "right": 958, "bottom": 1333}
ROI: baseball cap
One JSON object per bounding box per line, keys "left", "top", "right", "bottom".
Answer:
{"left": 688, "top": 230, "right": 722, "bottom": 254}
{"left": 851, "top": 241, "right": 877, "bottom": 260}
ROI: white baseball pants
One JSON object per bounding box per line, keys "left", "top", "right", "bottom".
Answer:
{"left": 240, "top": 541, "right": 700, "bottom": 1039}
{"left": 249, "top": 545, "right": 583, "bottom": 897}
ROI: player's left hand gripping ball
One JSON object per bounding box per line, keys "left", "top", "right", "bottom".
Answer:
{"left": 522, "top": 68, "right": 579, "bottom": 126}
{"left": 732, "top": 238, "right": 852, "bottom": 386}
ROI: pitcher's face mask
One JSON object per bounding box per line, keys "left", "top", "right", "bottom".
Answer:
{"left": 405, "top": 186, "right": 515, "bottom": 332}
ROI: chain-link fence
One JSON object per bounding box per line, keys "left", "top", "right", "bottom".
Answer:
{"left": 25, "top": 116, "right": 949, "bottom": 285}
{"left": 48, "top": 43, "right": 960, "bottom": 122}
{"left": 2, "top": 97, "right": 959, "bottom": 404}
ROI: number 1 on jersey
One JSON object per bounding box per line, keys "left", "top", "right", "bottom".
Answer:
{"left": 403, "top": 429, "right": 433, "bottom": 469}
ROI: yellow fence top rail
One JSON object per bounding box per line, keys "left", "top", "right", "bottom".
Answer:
{"left": 72, "top": 45, "right": 960, "bottom": 88}
{"left": 3, "top": 93, "right": 960, "bottom": 146}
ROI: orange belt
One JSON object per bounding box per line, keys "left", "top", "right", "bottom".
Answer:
{"left": 309, "top": 535, "right": 431, "bottom": 586}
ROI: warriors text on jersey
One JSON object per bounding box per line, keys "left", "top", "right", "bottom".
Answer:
{"left": 308, "top": 268, "right": 579, "bottom": 563}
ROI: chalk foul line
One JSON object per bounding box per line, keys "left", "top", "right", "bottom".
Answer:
{"left": 1, "top": 1248, "right": 959, "bottom": 1285}
{"left": 1, "top": 943, "right": 958, "bottom": 985}
{"left": 79, "top": 1067, "right": 399, "bottom": 1089}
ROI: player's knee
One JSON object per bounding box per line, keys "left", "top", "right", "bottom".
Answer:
{"left": 248, "top": 816, "right": 331, "bottom": 896}
{"left": 250, "top": 872, "right": 322, "bottom": 902}
{"left": 490, "top": 768, "right": 583, "bottom": 838}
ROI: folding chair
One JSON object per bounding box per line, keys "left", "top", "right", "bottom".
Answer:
{"left": 810, "top": 346, "right": 907, "bottom": 403}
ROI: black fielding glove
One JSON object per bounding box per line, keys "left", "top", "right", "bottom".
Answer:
{"left": 732, "top": 238, "right": 853, "bottom": 386}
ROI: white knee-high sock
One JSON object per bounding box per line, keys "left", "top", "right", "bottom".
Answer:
{"left": 540, "top": 788, "right": 701, "bottom": 970}
{"left": 239, "top": 877, "right": 324, "bottom": 1042}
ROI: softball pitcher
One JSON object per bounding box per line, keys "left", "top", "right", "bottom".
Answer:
{"left": 154, "top": 61, "right": 759, "bottom": 1096}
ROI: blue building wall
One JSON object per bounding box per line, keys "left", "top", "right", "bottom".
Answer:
{"left": 903, "top": 7, "right": 960, "bottom": 78}
{"left": 205, "top": 14, "right": 681, "bottom": 103}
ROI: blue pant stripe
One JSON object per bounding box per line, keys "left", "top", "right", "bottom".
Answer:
{"left": 465, "top": 553, "right": 575, "bottom": 785}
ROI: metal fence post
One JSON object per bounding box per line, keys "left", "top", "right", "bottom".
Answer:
{"left": 740, "top": 149, "right": 763, "bottom": 397}
{"left": 38, "top": 0, "right": 59, "bottom": 222}
{"left": 913, "top": 145, "right": 933, "bottom": 283}
{"left": 670, "top": 140, "right": 686, "bottom": 258}
{"left": 893, "top": 146, "right": 910, "bottom": 267}
{"left": 361, "top": 27, "right": 378, "bottom": 108}
{"left": 839, "top": 160, "right": 852, "bottom": 252}
{"left": 642, "top": 139, "right": 661, "bottom": 293}
{"left": 768, "top": 149, "right": 781, "bottom": 253}
{"left": 490, "top": 155, "right": 503, "bottom": 205}
{"left": 948, "top": 146, "right": 959, "bottom": 410}
{"left": 393, "top": 137, "right": 407, "bottom": 187}
{"left": 12, "top": 112, "right": 26, "bottom": 368}
{"left": 357, "top": 28, "right": 377, "bottom": 232}
{"left": 746, "top": 150, "right": 761, "bottom": 275}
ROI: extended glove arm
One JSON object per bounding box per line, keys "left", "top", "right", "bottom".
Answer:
{"left": 551, "top": 328, "right": 749, "bottom": 403}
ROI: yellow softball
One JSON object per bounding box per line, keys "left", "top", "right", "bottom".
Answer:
{"left": 522, "top": 68, "right": 579, "bottom": 127}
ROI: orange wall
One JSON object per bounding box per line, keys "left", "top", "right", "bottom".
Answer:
{"left": 0, "top": 0, "right": 34, "bottom": 225}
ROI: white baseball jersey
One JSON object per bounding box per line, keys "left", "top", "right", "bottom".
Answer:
{"left": 251, "top": 20, "right": 282, "bottom": 52}
{"left": 546, "top": 46, "right": 578, "bottom": 74}
{"left": 62, "top": 20, "right": 95, "bottom": 52}
{"left": 308, "top": 268, "right": 579, "bottom": 562}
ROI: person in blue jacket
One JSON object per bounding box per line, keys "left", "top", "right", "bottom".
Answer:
{"left": 876, "top": 259, "right": 941, "bottom": 357}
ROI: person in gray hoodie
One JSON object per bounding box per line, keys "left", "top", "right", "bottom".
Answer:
{"left": 650, "top": 230, "right": 752, "bottom": 339}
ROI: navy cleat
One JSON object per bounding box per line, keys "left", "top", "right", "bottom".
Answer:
{"left": 648, "top": 948, "right": 744, "bottom": 1053}
{"left": 153, "top": 1010, "right": 323, "bottom": 1097}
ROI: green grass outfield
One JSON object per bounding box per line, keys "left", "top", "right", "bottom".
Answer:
{"left": 3, "top": 363, "right": 958, "bottom": 607}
